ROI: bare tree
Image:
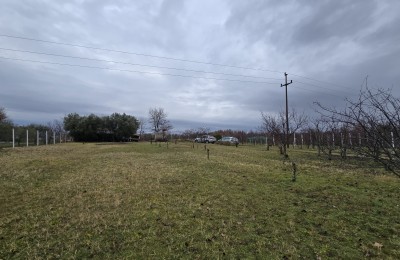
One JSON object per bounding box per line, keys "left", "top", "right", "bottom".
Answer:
{"left": 196, "top": 127, "right": 210, "bottom": 136}
{"left": 0, "top": 107, "right": 7, "bottom": 123}
{"left": 261, "top": 112, "right": 282, "bottom": 136}
{"left": 47, "top": 119, "right": 64, "bottom": 134}
{"left": 315, "top": 87, "right": 400, "bottom": 177}
{"left": 148, "top": 107, "right": 173, "bottom": 140}
{"left": 138, "top": 117, "right": 146, "bottom": 140}
{"left": 182, "top": 129, "right": 196, "bottom": 140}
{"left": 261, "top": 108, "right": 308, "bottom": 155}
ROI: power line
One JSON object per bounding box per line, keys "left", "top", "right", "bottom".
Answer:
{"left": 294, "top": 85, "right": 349, "bottom": 98}
{"left": 0, "top": 34, "right": 284, "bottom": 74}
{"left": 0, "top": 56, "right": 280, "bottom": 85}
{"left": 0, "top": 55, "right": 354, "bottom": 97}
{"left": 0, "top": 34, "right": 362, "bottom": 91}
{"left": 0, "top": 47, "right": 282, "bottom": 81}
{"left": 0, "top": 34, "right": 357, "bottom": 91}
{"left": 296, "top": 80, "right": 356, "bottom": 95}
{"left": 291, "top": 73, "right": 350, "bottom": 90}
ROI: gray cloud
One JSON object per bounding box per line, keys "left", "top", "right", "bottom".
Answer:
{"left": 0, "top": 0, "right": 399, "bottom": 131}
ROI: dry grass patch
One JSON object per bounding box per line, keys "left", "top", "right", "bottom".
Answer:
{"left": 0, "top": 142, "right": 399, "bottom": 258}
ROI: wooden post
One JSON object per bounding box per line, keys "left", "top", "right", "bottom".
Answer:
{"left": 46, "top": 131, "right": 48, "bottom": 145}
{"left": 301, "top": 134, "right": 304, "bottom": 149}
{"left": 349, "top": 132, "right": 352, "bottom": 147}
{"left": 53, "top": 132, "right": 55, "bottom": 145}
{"left": 340, "top": 132, "right": 343, "bottom": 147}
{"left": 37, "top": 130, "right": 39, "bottom": 146}
{"left": 207, "top": 149, "right": 210, "bottom": 160}
{"left": 391, "top": 131, "right": 395, "bottom": 148}
{"left": 292, "top": 162, "right": 297, "bottom": 182}
{"left": 293, "top": 132, "right": 296, "bottom": 148}
{"left": 12, "top": 128, "right": 15, "bottom": 148}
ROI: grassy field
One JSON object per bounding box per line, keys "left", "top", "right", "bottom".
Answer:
{"left": 0, "top": 142, "right": 399, "bottom": 259}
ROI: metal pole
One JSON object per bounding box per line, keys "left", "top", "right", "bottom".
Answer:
{"left": 37, "top": 130, "right": 39, "bottom": 146}
{"left": 46, "top": 131, "right": 48, "bottom": 145}
{"left": 12, "top": 128, "right": 15, "bottom": 148}
{"left": 26, "top": 129, "right": 29, "bottom": 147}
{"left": 53, "top": 132, "right": 55, "bottom": 145}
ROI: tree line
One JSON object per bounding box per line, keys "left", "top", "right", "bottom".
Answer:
{"left": 63, "top": 113, "right": 139, "bottom": 142}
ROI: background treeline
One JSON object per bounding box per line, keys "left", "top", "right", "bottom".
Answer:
{"left": 64, "top": 113, "right": 139, "bottom": 142}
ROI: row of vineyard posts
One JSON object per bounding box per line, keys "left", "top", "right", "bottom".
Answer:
{"left": 261, "top": 128, "right": 398, "bottom": 160}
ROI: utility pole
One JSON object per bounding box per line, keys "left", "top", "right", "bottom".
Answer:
{"left": 281, "top": 72, "right": 292, "bottom": 150}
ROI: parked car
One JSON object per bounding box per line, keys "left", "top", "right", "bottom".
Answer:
{"left": 194, "top": 135, "right": 217, "bottom": 144}
{"left": 217, "top": 136, "right": 239, "bottom": 145}
{"left": 128, "top": 134, "right": 140, "bottom": 142}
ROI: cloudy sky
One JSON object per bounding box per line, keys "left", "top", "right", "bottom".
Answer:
{"left": 1, "top": 0, "right": 399, "bottom": 132}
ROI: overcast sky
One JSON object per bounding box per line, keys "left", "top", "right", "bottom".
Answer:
{"left": 1, "top": 0, "right": 399, "bottom": 132}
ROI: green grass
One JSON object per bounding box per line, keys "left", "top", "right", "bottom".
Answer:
{"left": 1, "top": 142, "right": 399, "bottom": 259}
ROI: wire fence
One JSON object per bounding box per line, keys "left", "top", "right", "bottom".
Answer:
{"left": 0, "top": 128, "right": 67, "bottom": 148}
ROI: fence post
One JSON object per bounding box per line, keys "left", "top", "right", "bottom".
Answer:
{"left": 46, "top": 131, "right": 48, "bottom": 145}
{"left": 391, "top": 131, "right": 395, "bottom": 148}
{"left": 12, "top": 128, "right": 15, "bottom": 148}
{"left": 37, "top": 130, "right": 39, "bottom": 146}
{"left": 293, "top": 132, "right": 296, "bottom": 148}
{"left": 26, "top": 129, "right": 29, "bottom": 147}
{"left": 349, "top": 132, "right": 352, "bottom": 147}
{"left": 292, "top": 162, "right": 297, "bottom": 182}
{"left": 301, "top": 134, "right": 304, "bottom": 149}
{"left": 340, "top": 132, "right": 344, "bottom": 147}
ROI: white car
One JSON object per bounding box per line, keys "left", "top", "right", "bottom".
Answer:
{"left": 217, "top": 136, "right": 239, "bottom": 145}
{"left": 194, "top": 135, "right": 217, "bottom": 144}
